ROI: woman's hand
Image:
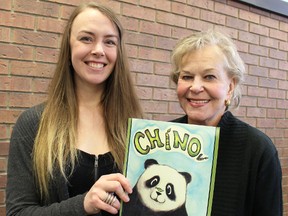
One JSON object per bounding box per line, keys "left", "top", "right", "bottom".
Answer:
{"left": 83, "top": 173, "right": 132, "bottom": 215}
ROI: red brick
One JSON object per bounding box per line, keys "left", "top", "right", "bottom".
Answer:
{"left": 239, "top": 9, "right": 260, "bottom": 23}
{"left": 157, "top": 11, "right": 186, "bottom": 27}
{"left": 172, "top": 2, "right": 200, "bottom": 18}
{"left": 129, "top": 59, "right": 153, "bottom": 74}
{"left": 138, "top": 47, "right": 170, "bottom": 62}
{"left": 13, "top": 29, "right": 58, "bottom": 48}
{"left": 120, "top": 16, "right": 139, "bottom": 32}
{"left": 0, "top": 11, "right": 34, "bottom": 29}
{"left": 168, "top": 101, "right": 184, "bottom": 114}
{"left": 0, "top": 0, "right": 11, "bottom": 10}
{"left": 11, "top": 61, "right": 55, "bottom": 78}
{"left": 126, "top": 32, "right": 155, "bottom": 47}
{"left": 154, "top": 62, "right": 172, "bottom": 76}
{"left": 248, "top": 65, "right": 268, "bottom": 77}
{"left": 247, "top": 86, "right": 267, "bottom": 97}
{"left": 126, "top": 44, "right": 138, "bottom": 58}
{"left": 260, "top": 16, "right": 279, "bottom": 29}
{"left": 0, "top": 60, "right": 8, "bottom": 75}
{"left": 187, "top": 0, "right": 214, "bottom": 10}
{"left": 0, "top": 110, "right": 22, "bottom": 124}
{"left": 256, "top": 118, "right": 276, "bottom": 128}
{"left": 123, "top": 4, "right": 155, "bottom": 21}
{"left": 226, "top": 17, "right": 248, "bottom": 31}
{"left": 270, "top": 29, "right": 287, "bottom": 41}
{"left": 14, "top": 0, "right": 60, "bottom": 17}
{"left": 267, "top": 109, "right": 286, "bottom": 119}
{"left": 156, "top": 36, "right": 177, "bottom": 50}
{"left": 37, "top": 17, "right": 67, "bottom": 34}
{"left": 153, "top": 88, "right": 178, "bottom": 101}
{"left": 258, "top": 98, "right": 276, "bottom": 108}
{"left": 0, "top": 27, "right": 10, "bottom": 42}
{"left": 136, "top": 86, "right": 153, "bottom": 100}
{"left": 136, "top": 73, "right": 170, "bottom": 88}
{"left": 0, "top": 44, "right": 33, "bottom": 60}
{"left": 140, "top": 20, "right": 172, "bottom": 37}
{"left": 279, "top": 80, "right": 288, "bottom": 90}
{"left": 200, "top": 10, "right": 226, "bottom": 25}
{"left": 0, "top": 76, "right": 32, "bottom": 92}
{"left": 247, "top": 107, "right": 266, "bottom": 118}
{"left": 35, "top": 47, "right": 60, "bottom": 63}
{"left": 268, "top": 89, "right": 286, "bottom": 99}
{"left": 260, "top": 36, "right": 278, "bottom": 49}
{"left": 249, "top": 44, "right": 268, "bottom": 57}
{"left": 140, "top": 0, "right": 171, "bottom": 11}
{"left": 0, "top": 125, "right": 9, "bottom": 140}
{"left": 250, "top": 23, "right": 269, "bottom": 36}
{"left": 187, "top": 18, "right": 214, "bottom": 32}
{"left": 269, "top": 69, "right": 287, "bottom": 80}
{"left": 141, "top": 100, "right": 168, "bottom": 113}
{"left": 259, "top": 77, "right": 278, "bottom": 88}
{"left": 171, "top": 26, "right": 194, "bottom": 39}
{"left": 0, "top": 158, "right": 7, "bottom": 172}
{"left": 215, "top": 2, "right": 238, "bottom": 17}
{"left": 32, "top": 78, "right": 51, "bottom": 93}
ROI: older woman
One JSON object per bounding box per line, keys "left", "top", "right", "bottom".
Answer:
{"left": 171, "top": 30, "right": 282, "bottom": 215}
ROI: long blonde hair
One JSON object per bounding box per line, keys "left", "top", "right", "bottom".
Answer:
{"left": 33, "top": 2, "right": 142, "bottom": 199}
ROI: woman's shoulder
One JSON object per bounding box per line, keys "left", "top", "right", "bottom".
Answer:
{"left": 223, "top": 111, "right": 276, "bottom": 153}
{"left": 12, "top": 103, "right": 45, "bottom": 138}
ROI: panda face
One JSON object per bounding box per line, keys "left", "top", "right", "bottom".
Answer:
{"left": 136, "top": 161, "right": 191, "bottom": 212}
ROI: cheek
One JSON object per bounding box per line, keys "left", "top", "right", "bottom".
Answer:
{"left": 176, "top": 83, "right": 189, "bottom": 98}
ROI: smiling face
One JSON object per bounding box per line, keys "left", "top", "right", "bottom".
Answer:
{"left": 177, "top": 45, "right": 235, "bottom": 126}
{"left": 70, "top": 8, "right": 119, "bottom": 91}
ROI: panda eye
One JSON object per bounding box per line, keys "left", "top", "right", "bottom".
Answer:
{"left": 166, "top": 183, "right": 176, "bottom": 201}
{"left": 146, "top": 176, "right": 159, "bottom": 188}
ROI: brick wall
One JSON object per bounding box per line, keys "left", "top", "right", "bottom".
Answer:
{"left": 0, "top": 0, "right": 287, "bottom": 215}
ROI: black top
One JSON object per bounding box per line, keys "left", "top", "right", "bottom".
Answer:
{"left": 172, "top": 111, "right": 283, "bottom": 216}
{"left": 68, "top": 151, "right": 117, "bottom": 198}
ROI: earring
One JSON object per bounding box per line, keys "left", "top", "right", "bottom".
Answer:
{"left": 225, "top": 99, "right": 231, "bottom": 107}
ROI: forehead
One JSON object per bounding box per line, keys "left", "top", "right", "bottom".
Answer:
{"left": 71, "top": 8, "right": 118, "bottom": 36}
{"left": 181, "top": 45, "right": 226, "bottom": 69}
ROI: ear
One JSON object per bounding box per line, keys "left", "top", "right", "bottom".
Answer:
{"left": 227, "top": 78, "right": 236, "bottom": 99}
{"left": 144, "top": 159, "right": 158, "bottom": 169}
{"left": 180, "top": 172, "right": 192, "bottom": 184}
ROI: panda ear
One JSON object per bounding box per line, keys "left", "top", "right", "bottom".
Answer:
{"left": 144, "top": 159, "right": 158, "bottom": 169}
{"left": 180, "top": 172, "right": 192, "bottom": 184}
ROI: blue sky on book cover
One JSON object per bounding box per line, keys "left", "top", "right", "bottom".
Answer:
{"left": 123, "top": 118, "right": 219, "bottom": 216}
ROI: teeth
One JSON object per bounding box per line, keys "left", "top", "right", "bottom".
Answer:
{"left": 188, "top": 100, "right": 209, "bottom": 104}
{"left": 88, "top": 62, "right": 104, "bottom": 69}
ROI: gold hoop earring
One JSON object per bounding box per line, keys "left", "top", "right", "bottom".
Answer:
{"left": 225, "top": 99, "right": 231, "bottom": 107}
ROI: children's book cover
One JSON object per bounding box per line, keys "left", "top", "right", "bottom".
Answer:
{"left": 120, "top": 118, "right": 219, "bottom": 216}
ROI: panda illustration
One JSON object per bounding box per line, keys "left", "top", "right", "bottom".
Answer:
{"left": 122, "top": 158, "right": 192, "bottom": 216}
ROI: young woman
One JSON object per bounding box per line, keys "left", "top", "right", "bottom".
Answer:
{"left": 6, "top": 3, "right": 142, "bottom": 216}
{"left": 171, "top": 30, "right": 282, "bottom": 215}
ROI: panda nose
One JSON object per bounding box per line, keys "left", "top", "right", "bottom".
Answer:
{"left": 156, "top": 191, "right": 161, "bottom": 196}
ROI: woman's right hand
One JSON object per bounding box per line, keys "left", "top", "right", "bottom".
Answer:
{"left": 83, "top": 173, "right": 132, "bottom": 215}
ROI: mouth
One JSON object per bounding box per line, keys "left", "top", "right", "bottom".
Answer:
{"left": 86, "top": 62, "right": 106, "bottom": 69}
{"left": 187, "top": 99, "right": 210, "bottom": 104}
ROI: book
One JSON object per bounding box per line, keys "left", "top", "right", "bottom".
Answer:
{"left": 120, "top": 118, "right": 219, "bottom": 216}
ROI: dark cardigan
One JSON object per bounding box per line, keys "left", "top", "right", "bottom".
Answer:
{"left": 172, "top": 111, "right": 283, "bottom": 216}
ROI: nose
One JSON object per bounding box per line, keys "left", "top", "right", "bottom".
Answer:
{"left": 91, "top": 42, "right": 105, "bottom": 57}
{"left": 189, "top": 78, "right": 204, "bottom": 93}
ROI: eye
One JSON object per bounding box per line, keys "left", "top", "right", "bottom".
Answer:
{"left": 179, "top": 73, "right": 194, "bottom": 81}
{"left": 145, "top": 176, "right": 159, "bottom": 188}
{"left": 79, "top": 36, "right": 93, "bottom": 43}
{"left": 204, "top": 74, "right": 216, "bottom": 80}
{"left": 105, "top": 39, "right": 118, "bottom": 46}
{"left": 166, "top": 183, "right": 176, "bottom": 200}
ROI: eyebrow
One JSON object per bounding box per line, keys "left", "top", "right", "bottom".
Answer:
{"left": 79, "top": 30, "right": 119, "bottom": 39}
